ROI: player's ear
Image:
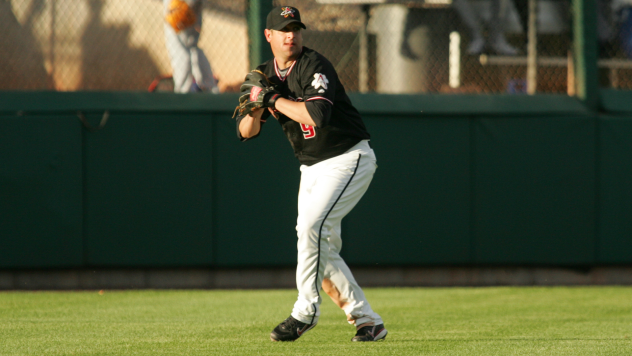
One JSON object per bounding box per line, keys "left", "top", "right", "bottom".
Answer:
{"left": 264, "top": 29, "right": 272, "bottom": 43}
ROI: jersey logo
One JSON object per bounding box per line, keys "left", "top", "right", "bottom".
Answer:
{"left": 281, "top": 7, "right": 295, "bottom": 18}
{"left": 311, "top": 73, "right": 328, "bottom": 92}
{"left": 300, "top": 123, "right": 316, "bottom": 139}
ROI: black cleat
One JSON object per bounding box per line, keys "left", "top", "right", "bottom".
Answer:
{"left": 351, "top": 323, "right": 388, "bottom": 342}
{"left": 270, "top": 316, "right": 316, "bottom": 342}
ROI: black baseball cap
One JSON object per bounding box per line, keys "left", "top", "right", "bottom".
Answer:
{"left": 266, "top": 6, "right": 306, "bottom": 31}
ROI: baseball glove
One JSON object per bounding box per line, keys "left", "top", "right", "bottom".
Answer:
{"left": 232, "top": 70, "right": 281, "bottom": 118}
{"left": 165, "top": 0, "right": 196, "bottom": 33}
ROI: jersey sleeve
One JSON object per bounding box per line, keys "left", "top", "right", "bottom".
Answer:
{"left": 301, "top": 56, "right": 336, "bottom": 128}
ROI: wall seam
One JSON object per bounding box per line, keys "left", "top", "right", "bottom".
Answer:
{"left": 594, "top": 114, "right": 601, "bottom": 264}
{"left": 211, "top": 115, "right": 218, "bottom": 267}
{"left": 81, "top": 114, "right": 88, "bottom": 266}
{"left": 469, "top": 116, "right": 476, "bottom": 264}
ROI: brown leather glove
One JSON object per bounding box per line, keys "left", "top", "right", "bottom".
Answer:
{"left": 233, "top": 70, "right": 281, "bottom": 118}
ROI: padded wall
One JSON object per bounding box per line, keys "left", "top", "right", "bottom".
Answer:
{"left": 0, "top": 115, "right": 83, "bottom": 268}
{"left": 473, "top": 116, "right": 596, "bottom": 264}
{"left": 83, "top": 113, "right": 214, "bottom": 266}
{"left": 1, "top": 93, "right": 631, "bottom": 268}
{"left": 597, "top": 115, "right": 632, "bottom": 263}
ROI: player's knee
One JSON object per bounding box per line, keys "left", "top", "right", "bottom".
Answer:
{"left": 296, "top": 219, "right": 328, "bottom": 240}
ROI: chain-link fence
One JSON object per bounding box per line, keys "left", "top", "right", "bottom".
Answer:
{"left": 1, "top": 0, "right": 248, "bottom": 92}
{"left": 3, "top": 0, "right": 629, "bottom": 93}
{"left": 294, "top": 0, "right": 573, "bottom": 94}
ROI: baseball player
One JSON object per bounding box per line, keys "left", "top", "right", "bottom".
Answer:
{"left": 163, "top": 0, "right": 219, "bottom": 93}
{"left": 235, "top": 6, "right": 387, "bottom": 342}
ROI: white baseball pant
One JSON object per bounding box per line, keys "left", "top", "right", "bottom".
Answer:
{"left": 291, "top": 140, "right": 384, "bottom": 328}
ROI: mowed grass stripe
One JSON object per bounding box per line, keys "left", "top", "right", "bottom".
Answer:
{"left": 0, "top": 287, "right": 630, "bottom": 355}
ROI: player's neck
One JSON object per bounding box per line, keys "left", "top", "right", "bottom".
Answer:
{"left": 275, "top": 57, "right": 296, "bottom": 70}
{"left": 274, "top": 47, "right": 302, "bottom": 69}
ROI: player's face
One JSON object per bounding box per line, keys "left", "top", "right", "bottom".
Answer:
{"left": 266, "top": 23, "right": 303, "bottom": 62}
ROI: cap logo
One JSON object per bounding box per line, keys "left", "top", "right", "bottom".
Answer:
{"left": 280, "top": 7, "right": 295, "bottom": 18}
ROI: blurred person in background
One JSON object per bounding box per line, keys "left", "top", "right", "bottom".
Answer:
{"left": 453, "top": 0, "right": 519, "bottom": 55}
{"left": 164, "top": 0, "right": 219, "bottom": 93}
{"left": 614, "top": 0, "right": 632, "bottom": 58}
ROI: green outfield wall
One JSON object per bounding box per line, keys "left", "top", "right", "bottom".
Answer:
{"left": 1, "top": 91, "right": 631, "bottom": 268}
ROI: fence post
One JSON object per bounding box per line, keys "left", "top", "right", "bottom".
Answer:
{"left": 247, "top": 0, "right": 274, "bottom": 70}
{"left": 526, "top": 0, "right": 538, "bottom": 94}
{"left": 572, "top": 0, "right": 598, "bottom": 110}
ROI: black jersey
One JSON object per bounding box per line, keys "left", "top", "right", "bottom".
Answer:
{"left": 236, "top": 47, "right": 370, "bottom": 166}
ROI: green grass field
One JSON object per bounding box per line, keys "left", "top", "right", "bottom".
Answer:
{"left": 1, "top": 287, "right": 631, "bottom": 355}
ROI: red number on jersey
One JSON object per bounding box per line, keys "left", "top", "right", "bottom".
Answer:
{"left": 300, "top": 123, "right": 316, "bottom": 139}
